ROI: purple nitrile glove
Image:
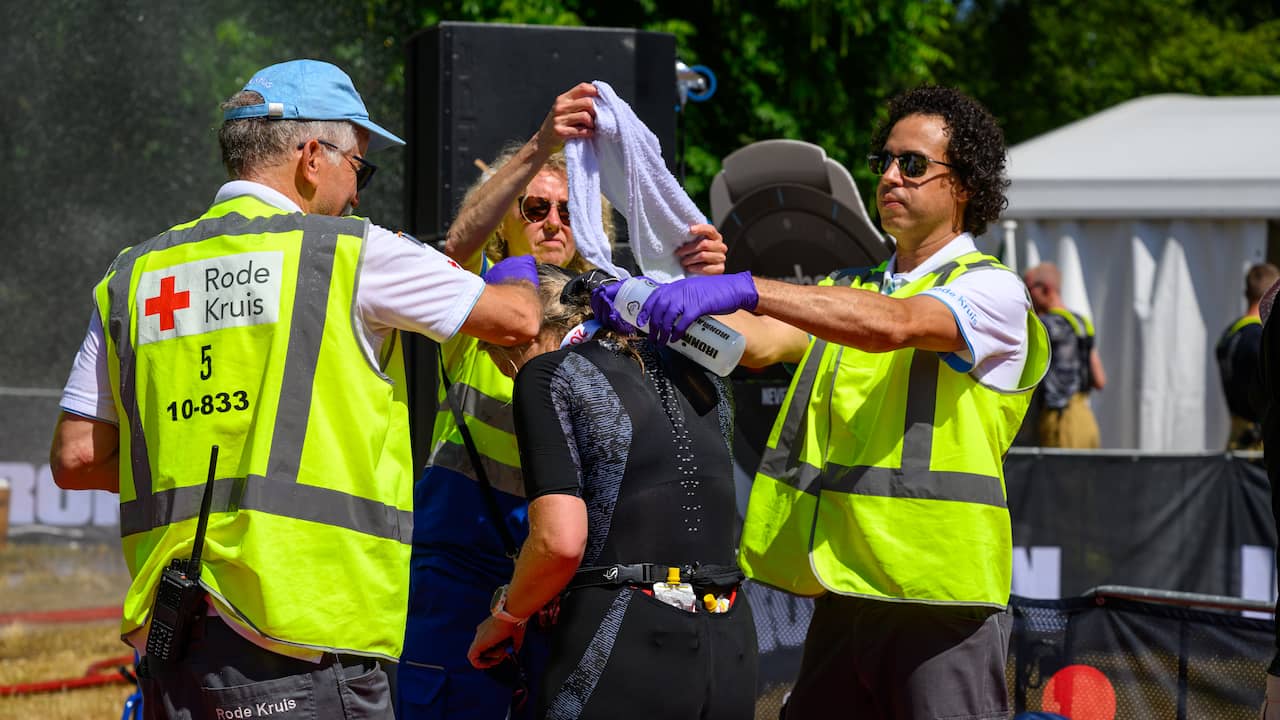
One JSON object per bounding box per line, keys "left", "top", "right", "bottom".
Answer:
{"left": 589, "top": 279, "right": 640, "bottom": 335}
{"left": 485, "top": 255, "right": 538, "bottom": 287}
{"left": 637, "top": 272, "right": 758, "bottom": 346}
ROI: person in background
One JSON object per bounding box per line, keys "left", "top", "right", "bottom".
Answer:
{"left": 594, "top": 85, "right": 1048, "bottom": 720}
{"left": 398, "top": 83, "right": 727, "bottom": 720}
{"left": 48, "top": 59, "right": 540, "bottom": 719}
{"left": 467, "top": 263, "right": 757, "bottom": 720}
{"left": 1218, "top": 262, "right": 1280, "bottom": 451}
{"left": 1024, "top": 261, "right": 1106, "bottom": 448}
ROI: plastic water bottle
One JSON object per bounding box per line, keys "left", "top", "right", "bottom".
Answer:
{"left": 652, "top": 567, "right": 697, "bottom": 612}
{"left": 613, "top": 277, "right": 747, "bottom": 377}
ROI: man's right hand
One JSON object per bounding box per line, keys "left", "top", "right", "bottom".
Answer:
{"left": 637, "top": 272, "right": 760, "bottom": 346}
{"left": 536, "top": 83, "right": 599, "bottom": 153}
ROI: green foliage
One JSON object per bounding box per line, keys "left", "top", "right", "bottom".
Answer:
{"left": 9, "top": 0, "right": 1280, "bottom": 390}
{"left": 613, "top": 0, "right": 957, "bottom": 203}
{"left": 942, "top": 0, "right": 1280, "bottom": 144}
{"left": 176, "top": 0, "right": 960, "bottom": 215}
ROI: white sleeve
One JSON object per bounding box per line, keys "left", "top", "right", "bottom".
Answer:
{"left": 59, "top": 311, "right": 119, "bottom": 424}
{"left": 357, "top": 225, "right": 486, "bottom": 344}
{"left": 920, "top": 267, "right": 1030, "bottom": 391}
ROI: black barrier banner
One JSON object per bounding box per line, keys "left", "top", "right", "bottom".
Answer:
{"left": 740, "top": 450, "right": 1278, "bottom": 718}
{"left": 1011, "top": 595, "right": 1273, "bottom": 719}
{"left": 1005, "top": 450, "right": 1277, "bottom": 605}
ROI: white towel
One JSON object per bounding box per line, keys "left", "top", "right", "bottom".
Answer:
{"left": 566, "top": 80, "right": 706, "bottom": 283}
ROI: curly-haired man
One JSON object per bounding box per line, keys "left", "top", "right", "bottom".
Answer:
{"left": 594, "top": 85, "right": 1048, "bottom": 718}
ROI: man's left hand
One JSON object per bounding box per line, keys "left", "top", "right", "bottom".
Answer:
{"left": 676, "top": 223, "right": 727, "bottom": 276}
{"left": 637, "top": 272, "right": 759, "bottom": 346}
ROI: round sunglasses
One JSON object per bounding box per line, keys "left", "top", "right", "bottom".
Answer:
{"left": 518, "top": 195, "right": 571, "bottom": 227}
{"left": 867, "top": 151, "right": 954, "bottom": 178}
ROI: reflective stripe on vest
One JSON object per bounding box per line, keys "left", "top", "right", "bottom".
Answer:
{"left": 430, "top": 442, "right": 524, "bottom": 497}
{"left": 741, "top": 252, "right": 1046, "bottom": 606}
{"left": 757, "top": 345, "right": 1007, "bottom": 509}
{"left": 757, "top": 260, "right": 1008, "bottom": 508}
{"left": 104, "top": 212, "right": 410, "bottom": 542}
{"left": 99, "top": 197, "right": 414, "bottom": 659}
{"left": 429, "top": 332, "right": 525, "bottom": 498}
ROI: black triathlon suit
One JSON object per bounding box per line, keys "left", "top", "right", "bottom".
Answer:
{"left": 512, "top": 338, "right": 758, "bottom": 720}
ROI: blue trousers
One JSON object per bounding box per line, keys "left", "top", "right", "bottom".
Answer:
{"left": 398, "top": 560, "right": 547, "bottom": 720}
{"left": 401, "top": 465, "right": 541, "bottom": 719}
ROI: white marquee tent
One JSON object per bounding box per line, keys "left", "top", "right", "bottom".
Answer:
{"left": 994, "top": 94, "right": 1280, "bottom": 451}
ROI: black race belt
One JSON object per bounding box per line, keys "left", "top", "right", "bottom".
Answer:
{"left": 567, "top": 562, "right": 744, "bottom": 592}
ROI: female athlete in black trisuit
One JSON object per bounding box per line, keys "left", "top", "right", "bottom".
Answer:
{"left": 467, "top": 264, "right": 757, "bottom": 720}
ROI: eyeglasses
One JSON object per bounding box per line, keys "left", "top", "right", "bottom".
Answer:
{"left": 300, "top": 139, "right": 377, "bottom": 191}
{"left": 867, "top": 151, "right": 954, "bottom": 178}
{"left": 518, "top": 195, "right": 571, "bottom": 227}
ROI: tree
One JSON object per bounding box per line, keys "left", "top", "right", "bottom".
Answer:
{"left": 942, "top": 0, "right": 1280, "bottom": 145}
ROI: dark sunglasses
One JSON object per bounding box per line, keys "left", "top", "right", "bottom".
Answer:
{"left": 867, "top": 151, "right": 954, "bottom": 178}
{"left": 301, "top": 139, "right": 377, "bottom": 191}
{"left": 518, "top": 195, "right": 571, "bottom": 227}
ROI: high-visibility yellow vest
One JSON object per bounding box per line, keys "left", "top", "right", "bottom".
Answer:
{"left": 1047, "top": 306, "right": 1097, "bottom": 391}
{"left": 1216, "top": 314, "right": 1263, "bottom": 422}
{"left": 739, "top": 252, "right": 1049, "bottom": 608}
{"left": 1047, "top": 306, "right": 1095, "bottom": 339}
{"left": 428, "top": 296, "right": 524, "bottom": 498}
{"left": 96, "top": 195, "right": 413, "bottom": 660}
{"left": 1224, "top": 314, "right": 1262, "bottom": 337}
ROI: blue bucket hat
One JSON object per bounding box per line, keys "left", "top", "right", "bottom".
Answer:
{"left": 223, "top": 59, "right": 405, "bottom": 153}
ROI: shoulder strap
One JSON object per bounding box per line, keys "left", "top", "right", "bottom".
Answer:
{"left": 1047, "top": 307, "right": 1088, "bottom": 338}
{"left": 437, "top": 353, "right": 520, "bottom": 559}
{"left": 1228, "top": 314, "right": 1263, "bottom": 336}
{"left": 1071, "top": 310, "right": 1096, "bottom": 338}
{"left": 930, "top": 253, "right": 1002, "bottom": 288}
{"left": 829, "top": 260, "right": 889, "bottom": 289}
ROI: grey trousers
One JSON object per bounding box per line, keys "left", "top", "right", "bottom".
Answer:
{"left": 783, "top": 594, "right": 1012, "bottom": 720}
{"left": 138, "top": 614, "right": 394, "bottom": 720}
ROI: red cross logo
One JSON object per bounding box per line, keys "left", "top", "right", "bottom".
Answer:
{"left": 144, "top": 275, "right": 190, "bottom": 331}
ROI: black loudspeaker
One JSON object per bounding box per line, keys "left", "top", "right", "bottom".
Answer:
{"left": 708, "top": 140, "right": 893, "bottom": 494}
{"left": 710, "top": 139, "right": 890, "bottom": 280}
{"left": 406, "top": 21, "right": 678, "bottom": 243}
{"left": 403, "top": 22, "right": 678, "bottom": 470}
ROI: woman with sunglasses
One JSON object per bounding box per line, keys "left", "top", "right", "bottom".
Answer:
{"left": 468, "top": 263, "right": 757, "bottom": 720}
{"left": 398, "top": 83, "right": 728, "bottom": 720}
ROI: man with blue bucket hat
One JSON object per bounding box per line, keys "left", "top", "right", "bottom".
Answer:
{"left": 49, "top": 59, "right": 541, "bottom": 719}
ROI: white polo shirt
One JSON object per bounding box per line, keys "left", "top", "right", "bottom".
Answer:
{"left": 885, "top": 233, "right": 1030, "bottom": 391}
{"left": 60, "top": 181, "right": 485, "bottom": 423}
{"left": 59, "top": 181, "right": 488, "bottom": 660}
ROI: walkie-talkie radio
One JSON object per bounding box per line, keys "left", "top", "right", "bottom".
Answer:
{"left": 145, "top": 445, "right": 219, "bottom": 666}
